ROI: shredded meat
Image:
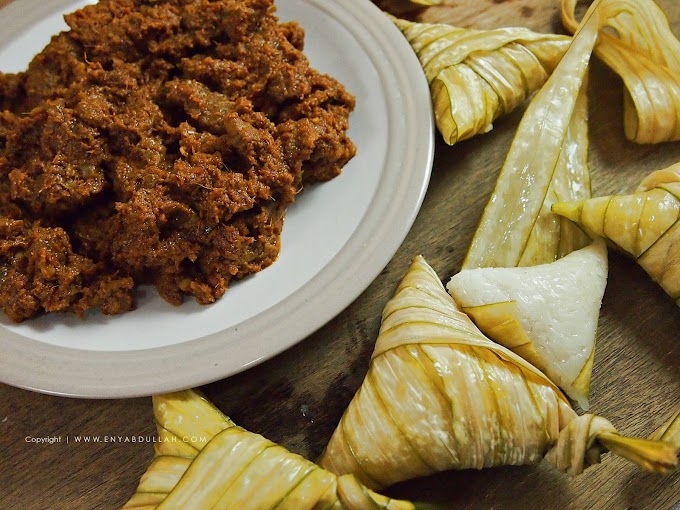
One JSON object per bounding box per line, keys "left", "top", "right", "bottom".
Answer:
{"left": 0, "top": 0, "right": 355, "bottom": 322}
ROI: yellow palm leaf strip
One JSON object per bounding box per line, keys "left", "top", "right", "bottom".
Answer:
{"left": 374, "top": 296, "right": 564, "bottom": 394}
{"left": 336, "top": 474, "right": 424, "bottom": 510}
{"left": 390, "top": 16, "right": 570, "bottom": 144}
{"left": 153, "top": 425, "right": 197, "bottom": 459}
{"left": 122, "top": 456, "right": 192, "bottom": 509}
{"left": 121, "top": 389, "right": 243, "bottom": 510}
{"left": 561, "top": 0, "right": 680, "bottom": 143}
{"left": 154, "top": 428, "right": 289, "bottom": 509}
{"left": 462, "top": 0, "right": 601, "bottom": 269}
{"left": 552, "top": 164, "right": 680, "bottom": 302}
{"left": 449, "top": 344, "right": 560, "bottom": 467}
{"left": 461, "top": 301, "right": 542, "bottom": 369}
{"left": 318, "top": 256, "right": 576, "bottom": 489}
{"left": 152, "top": 390, "right": 234, "bottom": 458}
{"left": 516, "top": 80, "right": 591, "bottom": 266}
{"left": 649, "top": 408, "right": 680, "bottom": 449}
{"left": 209, "top": 441, "right": 321, "bottom": 510}
{"left": 408, "top": 0, "right": 444, "bottom": 5}
{"left": 122, "top": 493, "right": 166, "bottom": 510}
{"left": 544, "top": 414, "right": 678, "bottom": 475}
{"left": 341, "top": 353, "right": 436, "bottom": 488}
{"left": 135, "top": 457, "right": 192, "bottom": 495}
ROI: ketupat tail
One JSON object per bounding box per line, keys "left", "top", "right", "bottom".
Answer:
{"left": 650, "top": 408, "right": 680, "bottom": 448}
{"left": 552, "top": 164, "right": 680, "bottom": 306}
{"left": 561, "top": 0, "right": 680, "bottom": 143}
{"left": 318, "top": 256, "right": 677, "bottom": 490}
{"left": 545, "top": 413, "right": 679, "bottom": 475}
{"left": 122, "top": 389, "right": 415, "bottom": 510}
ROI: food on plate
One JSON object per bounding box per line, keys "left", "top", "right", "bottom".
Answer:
{"left": 318, "top": 255, "right": 677, "bottom": 490}
{"left": 447, "top": 240, "right": 608, "bottom": 410}
{"left": 389, "top": 16, "right": 570, "bottom": 144}
{"left": 0, "top": 0, "right": 355, "bottom": 322}
{"left": 122, "top": 389, "right": 414, "bottom": 510}
{"left": 553, "top": 165, "right": 680, "bottom": 306}
{"left": 561, "top": 0, "right": 680, "bottom": 143}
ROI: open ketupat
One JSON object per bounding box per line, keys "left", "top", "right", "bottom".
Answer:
{"left": 455, "top": 0, "right": 604, "bottom": 408}
{"left": 122, "top": 390, "right": 414, "bottom": 510}
{"left": 318, "top": 256, "right": 677, "bottom": 489}
{"left": 553, "top": 165, "right": 680, "bottom": 306}
{"left": 447, "top": 240, "right": 608, "bottom": 410}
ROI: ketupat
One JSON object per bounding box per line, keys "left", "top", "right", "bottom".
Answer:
{"left": 122, "top": 390, "right": 415, "bottom": 510}
{"left": 561, "top": 0, "right": 680, "bottom": 143}
{"left": 453, "top": 0, "right": 603, "bottom": 409}
{"left": 447, "top": 240, "right": 608, "bottom": 410}
{"left": 552, "top": 164, "right": 680, "bottom": 306}
{"left": 318, "top": 256, "right": 677, "bottom": 490}
{"left": 390, "top": 16, "right": 570, "bottom": 145}
{"left": 394, "top": 0, "right": 680, "bottom": 145}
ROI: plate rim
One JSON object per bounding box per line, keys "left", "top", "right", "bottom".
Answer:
{"left": 0, "top": 0, "right": 434, "bottom": 398}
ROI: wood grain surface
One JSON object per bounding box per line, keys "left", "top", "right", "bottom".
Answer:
{"left": 1, "top": 1, "right": 679, "bottom": 509}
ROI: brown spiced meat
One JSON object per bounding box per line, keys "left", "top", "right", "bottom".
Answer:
{"left": 0, "top": 0, "right": 355, "bottom": 322}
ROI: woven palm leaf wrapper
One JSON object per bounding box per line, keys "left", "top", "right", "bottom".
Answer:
{"left": 562, "top": 0, "right": 680, "bottom": 143}
{"left": 390, "top": 16, "right": 570, "bottom": 145}
{"left": 121, "top": 390, "right": 414, "bottom": 510}
{"left": 447, "top": 0, "right": 608, "bottom": 410}
{"left": 317, "top": 255, "right": 677, "bottom": 490}
{"left": 553, "top": 164, "right": 680, "bottom": 306}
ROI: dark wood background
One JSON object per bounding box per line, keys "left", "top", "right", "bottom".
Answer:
{"left": 1, "top": 0, "right": 679, "bottom": 509}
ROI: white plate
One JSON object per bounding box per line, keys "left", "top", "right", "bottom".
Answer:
{"left": 0, "top": 0, "right": 434, "bottom": 397}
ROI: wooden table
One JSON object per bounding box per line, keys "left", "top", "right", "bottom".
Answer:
{"left": 1, "top": 1, "right": 679, "bottom": 509}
